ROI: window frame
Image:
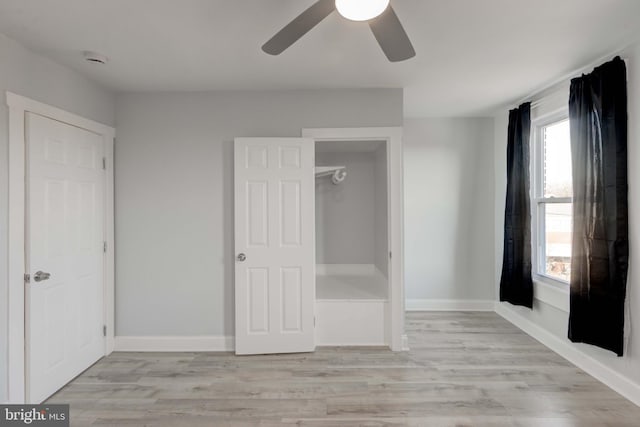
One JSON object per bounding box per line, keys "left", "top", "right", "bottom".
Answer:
{"left": 530, "top": 109, "right": 572, "bottom": 286}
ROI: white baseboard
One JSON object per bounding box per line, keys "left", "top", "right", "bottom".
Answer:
{"left": 114, "top": 336, "right": 234, "bottom": 352}
{"left": 112, "top": 303, "right": 640, "bottom": 407}
{"left": 406, "top": 299, "right": 495, "bottom": 312}
{"left": 495, "top": 302, "right": 640, "bottom": 407}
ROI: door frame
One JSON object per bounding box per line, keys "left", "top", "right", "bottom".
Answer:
{"left": 302, "top": 127, "right": 407, "bottom": 351}
{"left": 5, "top": 92, "right": 116, "bottom": 404}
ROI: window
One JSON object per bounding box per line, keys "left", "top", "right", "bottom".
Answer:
{"left": 532, "top": 116, "right": 572, "bottom": 283}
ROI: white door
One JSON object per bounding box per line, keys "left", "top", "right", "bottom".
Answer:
{"left": 26, "top": 113, "right": 105, "bottom": 403}
{"left": 234, "top": 138, "right": 315, "bottom": 355}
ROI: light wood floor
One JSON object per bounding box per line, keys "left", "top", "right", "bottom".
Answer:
{"left": 48, "top": 312, "right": 640, "bottom": 426}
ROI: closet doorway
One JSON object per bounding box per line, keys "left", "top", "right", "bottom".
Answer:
{"left": 233, "top": 128, "right": 405, "bottom": 355}
{"left": 306, "top": 127, "right": 405, "bottom": 351}
{"left": 315, "top": 139, "right": 389, "bottom": 345}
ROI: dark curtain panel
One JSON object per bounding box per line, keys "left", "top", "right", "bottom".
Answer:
{"left": 500, "top": 102, "right": 533, "bottom": 308}
{"left": 568, "top": 57, "right": 628, "bottom": 356}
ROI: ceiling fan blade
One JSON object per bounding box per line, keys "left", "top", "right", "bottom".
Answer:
{"left": 262, "top": 0, "right": 335, "bottom": 55}
{"left": 368, "top": 5, "right": 415, "bottom": 62}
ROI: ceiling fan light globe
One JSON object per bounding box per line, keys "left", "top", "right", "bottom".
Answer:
{"left": 335, "top": 0, "right": 390, "bottom": 21}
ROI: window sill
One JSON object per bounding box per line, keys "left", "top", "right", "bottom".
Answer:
{"left": 533, "top": 276, "right": 570, "bottom": 312}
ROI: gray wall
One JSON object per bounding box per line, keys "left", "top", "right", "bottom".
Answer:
{"left": 403, "top": 118, "right": 495, "bottom": 301}
{"left": 493, "top": 41, "right": 640, "bottom": 387}
{"left": 315, "top": 148, "right": 387, "bottom": 273}
{"left": 0, "top": 33, "right": 115, "bottom": 402}
{"left": 374, "top": 145, "right": 388, "bottom": 276}
{"left": 114, "top": 89, "right": 402, "bottom": 337}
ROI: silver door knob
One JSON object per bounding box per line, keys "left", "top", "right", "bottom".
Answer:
{"left": 34, "top": 271, "right": 51, "bottom": 282}
{"left": 237, "top": 253, "right": 246, "bottom": 262}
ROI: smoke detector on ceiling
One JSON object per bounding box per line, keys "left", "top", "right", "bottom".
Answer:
{"left": 83, "top": 51, "right": 108, "bottom": 64}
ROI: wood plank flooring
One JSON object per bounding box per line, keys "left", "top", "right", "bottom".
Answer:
{"left": 47, "top": 312, "right": 640, "bottom": 426}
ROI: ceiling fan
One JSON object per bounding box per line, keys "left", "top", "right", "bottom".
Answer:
{"left": 262, "top": 0, "right": 415, "bottom": 62}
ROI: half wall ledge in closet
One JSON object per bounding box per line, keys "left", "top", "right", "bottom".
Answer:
{"left": 315, "top": 140, "right": 390, "bottom": 346}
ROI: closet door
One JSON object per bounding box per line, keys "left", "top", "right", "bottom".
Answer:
{"left": 234, "top": 138, "right": 315, "bottom": 355}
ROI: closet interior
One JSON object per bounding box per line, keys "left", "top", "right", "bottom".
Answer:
{"left": 314, "top": 140, "right": 390, "bottom": 345}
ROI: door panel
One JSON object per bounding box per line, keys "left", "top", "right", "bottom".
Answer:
{"left": 248, "top": 268, "right": 270, "bottom": 334}
{"left": 26, "top": 113, "right": 105, "bottom": 403}
{"left": 247, "top": 181, "right": 269, "bottom": 247}
{"left": 234, "top": 138, "right": 315, "bottom": 355}
{"left": 281, "top": 267, "right": 302, "bottom": 332}
{"left": 280, "top": 181, "right": 302, "bottom": 246}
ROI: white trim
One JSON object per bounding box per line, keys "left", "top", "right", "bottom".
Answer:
{"left": 531, "top": 97, "right": 570, "bottom": 123}
{"left": 530, "top": 110, "right": 571, "bottom": 284}
{"left": 5, "top": 92, "right": 115, "bottom": 404}
{"left": 406, "top": 299, "right": 495, "bottom": 312}
{"left": 303, "top": 127, "right": 405, "bottom": 351}
{"left": 114, "top": 336, "right": 234, "bottom": 352}
{"left": 533, "top": 280, "right": 569, "bottom": 312}
{"left": 495, "top": 302, "right": 640, "bottom": 407}
{"left": 6, "top": 92, "right": 115, "bottom": 136}
{"left": 104, "top": 135, "right": 116, "bottom": 355}
{"left": 7, "top": 93, "right": 26, "bottom": 404}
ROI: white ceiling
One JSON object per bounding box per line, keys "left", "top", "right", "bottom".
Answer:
{"left": 0, "top": 0, "right": 639, "bottom": 117}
